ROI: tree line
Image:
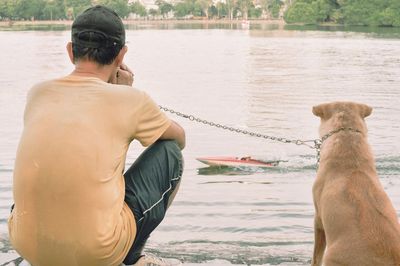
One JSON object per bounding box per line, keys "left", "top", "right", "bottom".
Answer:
{"left": 2, "top": 0, "right": 398, "bottom": 26}
{"left": 0, "top": 0, "right": 284, "bottom": 21}
{"left": 284, "top": 0, "right": 400, "bottom": 27}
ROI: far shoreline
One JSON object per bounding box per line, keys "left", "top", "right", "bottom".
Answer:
{"left": 3, "top": 19, "right": 399, "bottom": 34}
{"left": 0, "top": 18, "right": 285, "bottom": 27}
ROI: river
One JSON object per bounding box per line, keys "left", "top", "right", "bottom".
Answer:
{"left": 0, "top": 22, "right": 400, "bottom": 265}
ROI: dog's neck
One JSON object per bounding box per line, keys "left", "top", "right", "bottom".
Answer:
{"left": 318, "top": 126, "right": 372, "bottom": 171}
{"left": 320, "top": 127, "right": 362, "bottom": 145}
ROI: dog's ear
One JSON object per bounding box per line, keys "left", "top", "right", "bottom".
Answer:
{"left": 312, "top": 103, "right": 329, "bottom": 118}
{"left": 358, "top": 103, "right": 372, "bottom": 118}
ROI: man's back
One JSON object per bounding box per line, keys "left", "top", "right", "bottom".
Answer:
{"left": 9, "top": 75, "right": 171, "bottom": 266}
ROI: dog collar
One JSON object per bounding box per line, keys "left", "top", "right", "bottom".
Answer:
{"left": 316, "top": 127, "right": 362, "bottom": 167}
{"left": 321, "top": 127, "right": 362, "bottom": 144}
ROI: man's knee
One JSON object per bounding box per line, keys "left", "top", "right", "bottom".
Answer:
{"left": 152, "top": 140, "right": 183, "bottom": 169}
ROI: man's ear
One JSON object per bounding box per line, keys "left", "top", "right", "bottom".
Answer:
{"left": 115, "top": 45, "right": 128, "bottom": 67}
{"left": 66, "top": 42, "right": 74, "bottom": 64}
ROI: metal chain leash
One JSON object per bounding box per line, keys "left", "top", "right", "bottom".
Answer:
{"left": 160, "top": 106, "right": 363, "bottom": 168}
{"left": 159, "top": 105, "right": 321, "bottom": 150}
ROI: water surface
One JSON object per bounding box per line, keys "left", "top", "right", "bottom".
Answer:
{"left": 0, "top": 23, "right": 399, "bottom": 265}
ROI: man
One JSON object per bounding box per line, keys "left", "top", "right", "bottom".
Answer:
{"left": 8, "top": 5, "right": 185, "bottom": 266}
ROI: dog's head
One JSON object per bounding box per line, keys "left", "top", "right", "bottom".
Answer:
{"left": 312, "top": 101, "right": 372, "bottom": 137}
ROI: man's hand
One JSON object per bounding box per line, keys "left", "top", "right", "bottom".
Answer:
{"left": 109, "top": 63, "right": 134, "bottom": 86}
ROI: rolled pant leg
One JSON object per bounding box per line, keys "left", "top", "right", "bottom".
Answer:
{"left": 123, "top": 140, "right": 183, "bottom": 264}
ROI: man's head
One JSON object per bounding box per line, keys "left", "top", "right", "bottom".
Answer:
{"left": 69, "top": 5, "right": 126, "bottom": 65}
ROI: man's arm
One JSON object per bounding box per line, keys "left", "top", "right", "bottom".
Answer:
{"left": 110, "top": 63, "right": 185, "bottom": 149}
{"left": 159, "top": 120, "right": 186, "bottom": 150}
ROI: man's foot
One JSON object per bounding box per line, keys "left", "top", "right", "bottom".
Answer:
{"left": 128, "top": 253, "right": 182, "bottom": 266}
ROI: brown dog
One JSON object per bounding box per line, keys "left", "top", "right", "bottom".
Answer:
{"left": 311, "top": 101, "right": 400, "bottom": 266}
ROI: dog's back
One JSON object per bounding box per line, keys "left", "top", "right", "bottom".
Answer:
{"left": 312, "top": 102, "right": 400, "bottom": 266}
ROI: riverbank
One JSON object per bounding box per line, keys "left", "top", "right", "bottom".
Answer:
{"left": 0, "top": 18, "right": 285, "bottom": 27}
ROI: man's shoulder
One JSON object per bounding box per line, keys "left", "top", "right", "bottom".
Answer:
{"left": 30, "top": 77, "right": 143, "bottom": 94}
{"left": 107, "top": 83, "right": 142, "bottom": 93}
{"left": 30, "top": 77, "right": 71, "bottom": 91}
{"left": 27, "top": 79, "right": 58, "bottom": 97}
{"left": 31, "top": 79, "right": 55, "bottom": 89}
{"left": 105, "top": 84, "right": 147, "bottom": 99}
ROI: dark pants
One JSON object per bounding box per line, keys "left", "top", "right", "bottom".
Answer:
{"left": 123, "top": 140, "right": 183, "bottom": 265}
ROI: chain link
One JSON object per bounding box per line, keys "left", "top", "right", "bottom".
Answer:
{"left": 159, "top": 105, "right": 318, "bottom": 149}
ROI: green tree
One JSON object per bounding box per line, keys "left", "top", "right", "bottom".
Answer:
{"left": 380, "top": 0, "right": 400, "bottom": 26}
{"left": 271, "top": 0, "right": 283, "bottom": 18}
{"left": 43, "top": 0, "right": 57, "bottom": 20}
{"left": 64, "top": 0, "right": 91, "bottom": 19}
{"left": 378, "top": 7, "right": 399, "bottom": 26}
{"left": 155, "top": 0, "right": 173, "bottom": 18}
{"left": 261, "top": 0, "right": 283, "bottom": 19}
{"left": 148, "top": 8, "right": 159, "bottom": 17}
{"left": 313, "top": 0, "right": 337, "bottom": 22}
{"left": 97, "top": 0, "right": 130, "bottom": 18}
{"left": 236, "top": 0, "right": 253, "bottom": 19}
{"left": 14, "top": 0, "right": 46, "bottom": 20}
{"left": 174, "top": 2, "right": 190, "bottom": 17}
{"left": 249, "top": 5, "right": 262, "bottom": 18}
{"left": 284, "top": 1, "right": 318, "bottom": 24}
{"left": 0, "top": 0, "right": 17, "bottom": 19}
{"left": 193, "top": 0, "right": 204, "bottom": 16}
{"left": 129, "top": 1, "right": 147, "bottom": 17}
{"left": 208, "top": 5, "right": 218, "bottom": 18}
{"left": 43, "top": 0, "right": 65, "bottom": 20}
{"left": 226, "top": 0, "right": 237, "bottom": 19}
{"left": 215, "top": 2, "right": 228, "bottom": 18}
{"left": 285, "top": 0, "right": 400, "bottom": 26}
{"left": 173, "top": 0, "right": 196, "bottom": 18}
{"left": 196, "top": 0, "right": 212, "bottom": 18}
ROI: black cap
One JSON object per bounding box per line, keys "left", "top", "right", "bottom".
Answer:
{"left": 71, "top": 5, "right": 125, "bottom": 49}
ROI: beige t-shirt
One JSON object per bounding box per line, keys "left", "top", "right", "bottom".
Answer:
{"left": 8, "top": 76, "right": 171, "bottom": 266}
